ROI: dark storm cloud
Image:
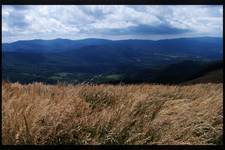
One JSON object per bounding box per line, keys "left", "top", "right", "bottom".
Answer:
{"left": 10, "top": 5, "right": 30, "bottom": 11}
{"left": 7, "top": 13, "right": 29, "bottom": 29}
{"left": 105, "top": 24, "right": 191, "bottom": 35}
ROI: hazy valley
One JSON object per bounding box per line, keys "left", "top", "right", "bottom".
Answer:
{"left": 2, "top": 37, "right": 223, "bottom": 85}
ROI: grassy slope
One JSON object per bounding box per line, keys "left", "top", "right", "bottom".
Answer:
{"left": 2, "top": 82, "right": 223, "bottom": 145}
{"left": 184, "top": 69, "right": 223, "bottom": 85}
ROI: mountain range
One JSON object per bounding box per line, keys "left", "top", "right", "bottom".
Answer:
{"left": 2, "top": 37, "right": 223, "bottom": 84}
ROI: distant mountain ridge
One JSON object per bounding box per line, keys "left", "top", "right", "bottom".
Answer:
{"left": 2, "top": 37, "right": 223, "bottom": 84}
{"left": 3, "top": 38, "right": 112, "bottom": 53}
{"left": 3, "top": 37, "right": 222, "bottom": 56}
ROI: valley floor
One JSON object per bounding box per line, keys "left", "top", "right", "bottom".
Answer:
{"left": 2, "top": 82, "right": 223, "bottom": 144}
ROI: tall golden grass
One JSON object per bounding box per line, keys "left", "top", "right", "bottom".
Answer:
{"left": 2, "top": 81, "right": 223, "bottom": 145}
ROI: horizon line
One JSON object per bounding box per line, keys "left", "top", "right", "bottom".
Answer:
{"left": 2, "top": 36, "right": 223, "bottom": 44}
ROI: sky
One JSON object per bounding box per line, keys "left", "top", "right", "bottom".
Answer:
{"left": 2, "top": 5, "right": 223, "bottom": 43}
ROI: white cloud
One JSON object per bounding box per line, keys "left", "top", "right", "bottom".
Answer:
{"left": 2, "top": 5, "right": 223, "bottom": 43}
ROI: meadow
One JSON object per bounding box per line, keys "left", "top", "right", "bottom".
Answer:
{"left": 2, "top": 81, "right": 223, "bottom": 144}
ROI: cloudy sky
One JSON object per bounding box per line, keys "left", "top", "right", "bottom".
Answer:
{"left": 2, "top": 5, "right": 223, "bottom": 43}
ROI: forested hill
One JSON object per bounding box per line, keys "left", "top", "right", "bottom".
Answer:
{"left": 2, "top": 37, "right": 223, "bottom": 84}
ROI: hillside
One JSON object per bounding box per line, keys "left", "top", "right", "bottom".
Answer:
{"left": 2, "top": 37, "right": 223, "bottom": 84}
{"left": 2, "top": 82, "right": 223, "bottom": 145}
{"left": 114, "top": 60, "right": 223, "bottom": 84}
{"left": 184, "top": 69, "right": 223, "bottom": 85}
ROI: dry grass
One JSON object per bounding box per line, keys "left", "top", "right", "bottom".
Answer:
{"left": 2, "top": 81, "right": 223, "bottom": 145}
